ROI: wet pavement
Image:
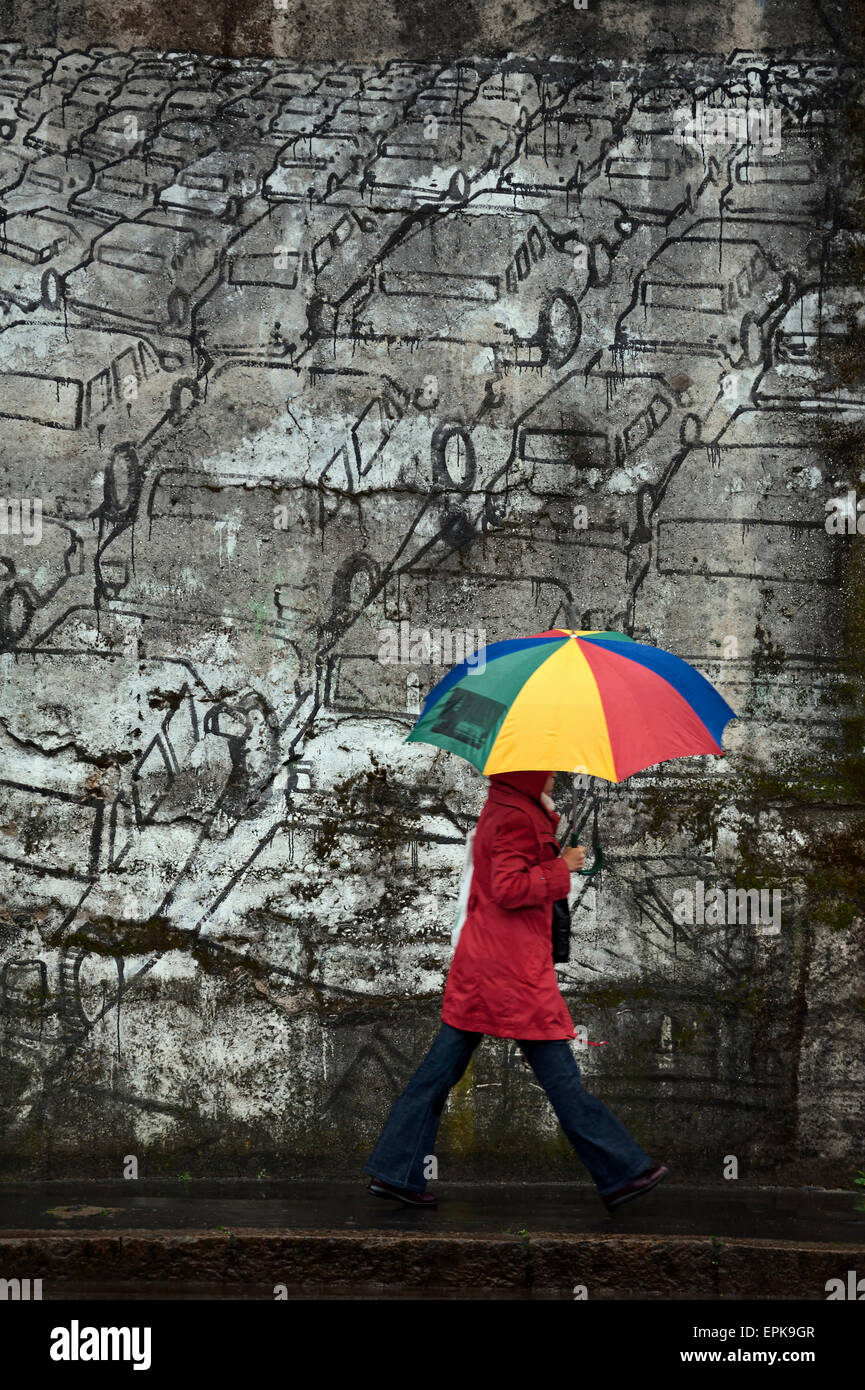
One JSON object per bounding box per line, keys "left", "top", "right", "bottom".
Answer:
{"left": 1, "top": 1179, "right": 862, "bottom": 1243}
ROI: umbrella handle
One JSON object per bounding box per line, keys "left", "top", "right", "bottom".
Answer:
{"left": 571, "top": 833, "right": 605, "bottom": 876}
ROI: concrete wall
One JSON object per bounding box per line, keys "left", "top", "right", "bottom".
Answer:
{"left": 0, "top": 4, "right": 863, "bottom": 1183}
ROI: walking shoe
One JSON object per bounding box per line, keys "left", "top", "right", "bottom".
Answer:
{"left": 603, "top": 1164, "right": 669, "bottom": 1212}
{"left": 368, "top": 1177, "right": 438, "bottom": 1208}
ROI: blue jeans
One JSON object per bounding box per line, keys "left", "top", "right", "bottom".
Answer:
{"left": 364, "top": 1022, "right": 653, "bottom": 1197}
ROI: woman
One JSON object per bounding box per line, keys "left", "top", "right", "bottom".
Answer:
{"left": 363, "top": 769, "right": 668, "bottom": 1211}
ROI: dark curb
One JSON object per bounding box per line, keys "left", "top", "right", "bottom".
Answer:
{"left": 2, "top": 1230, "right": 863, "bottom": 1297}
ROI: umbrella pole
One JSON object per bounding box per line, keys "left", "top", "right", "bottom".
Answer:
{"left": 572, "top": 771, "right": 605, "bottom": 877}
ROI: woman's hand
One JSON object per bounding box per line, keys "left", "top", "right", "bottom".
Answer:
{"left": 562, "top": 844, "right": 587, "bottom": 872}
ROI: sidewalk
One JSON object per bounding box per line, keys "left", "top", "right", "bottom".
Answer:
{"left": 1, "top": 1181, "right": 863, "bottom": 1299}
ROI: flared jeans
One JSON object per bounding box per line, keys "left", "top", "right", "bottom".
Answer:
{"left": 364, "top": 1022, "right": 653, "bottom": 1197}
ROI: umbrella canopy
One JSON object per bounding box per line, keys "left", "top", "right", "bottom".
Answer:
{"left": 406, "top": 628, "right": 736, "bottom": 783}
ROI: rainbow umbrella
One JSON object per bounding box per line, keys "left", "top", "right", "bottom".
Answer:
{"left": 406, "top": 627, "right": 736, "bottom": 784}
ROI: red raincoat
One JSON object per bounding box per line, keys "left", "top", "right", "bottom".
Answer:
{"left": 441, "top": 770, "right": 576, "bottom": 1040}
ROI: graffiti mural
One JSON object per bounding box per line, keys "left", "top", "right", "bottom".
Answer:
{"left": 0, "top": 42, "right": 862, "bottom": 1179}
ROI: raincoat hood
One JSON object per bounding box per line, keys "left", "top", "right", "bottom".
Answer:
{"left": 487, "top": 770, "right": 551, "bottom": 803}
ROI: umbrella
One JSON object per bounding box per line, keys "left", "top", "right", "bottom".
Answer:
{"left": 406, "top": 626, "right": 737, "bottom": 870}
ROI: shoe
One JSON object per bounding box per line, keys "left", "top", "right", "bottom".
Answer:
{"left": 603, "top": 1164, "right": 669, "bottom": 1212}
{"left": 368, "top": 1177, "right": 438, "bottom": 1208}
